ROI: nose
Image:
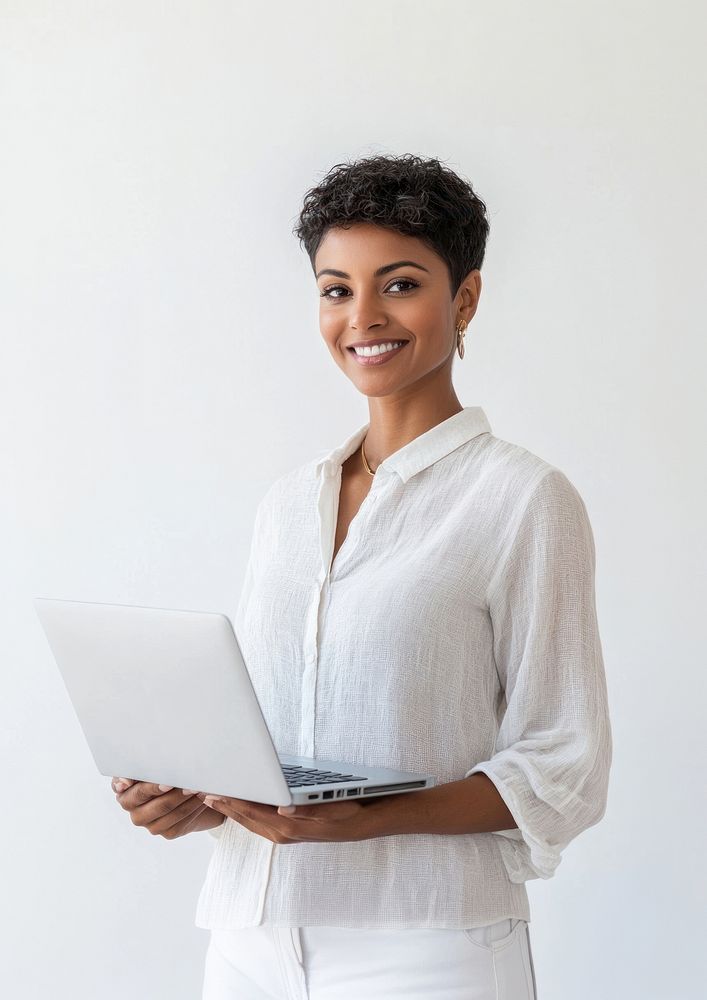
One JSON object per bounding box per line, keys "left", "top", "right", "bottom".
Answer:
{"left": 348, "top": 289, "right": 389, "bottom": 332}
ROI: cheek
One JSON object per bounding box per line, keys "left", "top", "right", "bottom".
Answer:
{"left": 319, "top": 311, "right": 340, "bottom": 345}
{"left": 320, "top": 325, "right": 350, "bottom": 362}
{"left": 401, "top": 299, "right": 447, "bottom": 337}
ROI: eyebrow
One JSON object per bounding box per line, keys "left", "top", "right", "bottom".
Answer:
{"left": 315, "top": 259, "right": 431, "bottom": 280}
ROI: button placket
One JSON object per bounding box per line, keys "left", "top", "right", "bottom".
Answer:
{"left": 302, "top": 468, "right": 387, "bottom": 757}
{"left": 300, "top": 601, "right": 320, "bottom": 756}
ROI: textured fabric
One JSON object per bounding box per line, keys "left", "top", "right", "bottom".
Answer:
{"left": 201, "top": 917, "right": 538, "bottom": 999}
{"left": 196, "top": 406, "right": 612, "bottom": 929}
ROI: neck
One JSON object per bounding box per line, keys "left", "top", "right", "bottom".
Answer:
{"left": 362, "top": 389, "right": 463, "bottom": 469}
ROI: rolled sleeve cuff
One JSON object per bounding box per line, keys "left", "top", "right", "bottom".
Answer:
{"left": 464, "top": 763, "right": 561, "bottom": 881}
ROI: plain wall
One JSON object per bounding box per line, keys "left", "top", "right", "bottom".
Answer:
{"left": 2, "top": 1, "right": 705, "bottom": 997}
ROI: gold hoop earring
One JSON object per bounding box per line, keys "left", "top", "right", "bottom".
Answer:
{"left": 456, "top": 320, "right": 467, "bottom": 359}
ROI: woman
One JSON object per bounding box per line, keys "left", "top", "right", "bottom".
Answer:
{"left": 112, "top": 153, "right": 612, "bottom": 999}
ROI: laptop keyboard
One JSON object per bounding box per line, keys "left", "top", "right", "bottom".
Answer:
{"left": 281, "top": 764, "right": 369, "bottom": 787}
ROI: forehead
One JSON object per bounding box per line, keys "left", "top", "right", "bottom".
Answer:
{"left": 315, "top": 223, "right": 439, "bottom": 271}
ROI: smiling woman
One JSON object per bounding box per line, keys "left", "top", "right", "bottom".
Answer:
{"left": 189, "top": 153, "right": 611, "bottom": 1000}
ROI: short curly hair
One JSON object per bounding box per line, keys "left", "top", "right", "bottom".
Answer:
{"left": 292, "top": 153, "right": 490, "bottom": 298}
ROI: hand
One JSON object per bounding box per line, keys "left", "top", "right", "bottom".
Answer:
{"left": 197, "top": 791, "right": 379, "bottom": 844}
{"left": 111, "top": 777, "right": 225, "bottom": 839}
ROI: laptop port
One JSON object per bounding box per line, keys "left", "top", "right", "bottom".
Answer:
{"left": 323, "top": 790, "right": 334, "bottom": 799}
{"left": 346, "top": 788, "right": 359, "bottom": 796}
{"left": 307, "top": 794, "right": 318, "bottom": 800}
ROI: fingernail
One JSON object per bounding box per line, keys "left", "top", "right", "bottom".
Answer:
{"left": 158, "top": 784, "right": 173, "bottom": 792}
{"left": 278, "top": 805, "right": 296, "bottom": 814}
{"left": 182, "top": 788, "right": 196, "bottom": 795}
{"left": 203, "top": 796, "right": 222, "bottom": 807}
{"left": 115, "top": 781, "right": 129, "bottom": 792}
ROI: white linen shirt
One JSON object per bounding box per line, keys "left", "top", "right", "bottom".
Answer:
{"left": 195, "top": 406, "right": 612, "bottom": 930}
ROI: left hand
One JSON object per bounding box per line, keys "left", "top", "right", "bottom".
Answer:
{"left": 188, "top": 789, "right": 380, "bottom": 844}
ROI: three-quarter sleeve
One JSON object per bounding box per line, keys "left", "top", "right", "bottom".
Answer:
{"left": 465, "top": 468, "right": 612, "bottom": 881}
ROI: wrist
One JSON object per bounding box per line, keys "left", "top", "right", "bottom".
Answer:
{"left": 359, "top": 774, "right": 519, "bottom": 838}
{"left": 361, "top": 789, "right": 421, "bottom": 838}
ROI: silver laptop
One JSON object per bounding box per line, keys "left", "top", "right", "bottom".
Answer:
{"left": 34, "top": 597, "right": 436, "bottom": 806}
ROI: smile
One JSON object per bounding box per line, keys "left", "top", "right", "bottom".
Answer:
{"left": 347, "top": 341, "right": 409, "bottom": 366}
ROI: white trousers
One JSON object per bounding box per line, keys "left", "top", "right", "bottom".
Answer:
{"left": 202, "top": 917, "right": 538, "bottom": 999}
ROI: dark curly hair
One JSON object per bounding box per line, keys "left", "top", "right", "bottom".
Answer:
{"left": 292, "top": 153, "right": 490, "bottom": 299}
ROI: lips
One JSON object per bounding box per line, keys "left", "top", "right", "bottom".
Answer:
{"left": 348, "top": 340, "right": 410, "bottom": 366}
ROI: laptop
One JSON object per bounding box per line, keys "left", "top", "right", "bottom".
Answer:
{"left": 33, "top": 597, "right": 436, "bottom": 806}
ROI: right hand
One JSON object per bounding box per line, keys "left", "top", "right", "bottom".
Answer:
{"left": 111, "top": 777, "right": 226, "bottom": 839}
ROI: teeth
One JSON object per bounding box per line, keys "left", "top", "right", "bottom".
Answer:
{"left": 353, "top": 341, "right": 405, "bottom": 357}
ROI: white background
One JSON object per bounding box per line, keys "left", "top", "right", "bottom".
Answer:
{"left": 2, "top": 2, "right": 705, "bottom": 997}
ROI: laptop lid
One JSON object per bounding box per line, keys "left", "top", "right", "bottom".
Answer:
{"left": 33, "top": 597, "right": 294, "bottom": 805}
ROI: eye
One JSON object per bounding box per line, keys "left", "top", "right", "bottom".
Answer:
{"left": 320, "top": 285, "right": 348, "bottom": 300}
{"left": 386, "top": 278, "right": 419, "bottom": 294}
{"left": 319, "top": 278, "right": 420, "bottom": 300}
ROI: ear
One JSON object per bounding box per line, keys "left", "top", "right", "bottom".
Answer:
{"left": 458, "top": 269, "right": 482, "bottom": 324}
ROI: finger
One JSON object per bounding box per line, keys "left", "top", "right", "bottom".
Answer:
{"left": 206, "top": 799, "right": 304, "bottom": 843}
{"left": 117, "top": 780, "right": 176, "bottom": 812}
{"left": 221, "top": 807, "right": 301, "bottom": 844}
{"left": 170, "top": 798, "right": 211, "bottom": 831}
{"left": 133, "top": 781, "right": 175, "bottom": 803}
{"left": 145, "top": 798, "right": 208, "bottom": 837}
{"left": 203, "top": 796, "right": 272, "bottom": 812}
{"left": 137, "top": 792, "right": 207, "bottom": 832}
{"left": 278, "top": 801, "right": 362, "bottom": 822}
{"left": 179, "top": 803, "right": 214, "bottom": 836}
{"left": 273, "top": 800, "right": 362, "bottom": 834}
{"left": 204, "top": 797, "right": 277, "bottom": 820}
{"left": 112, "top": 777, "right": 135, "bottom": 793}
{"left": 274, "top": 803, "right": 319, "bottom": 820}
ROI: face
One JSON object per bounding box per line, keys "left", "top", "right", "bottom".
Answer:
{"left": 314, "top": 222, "right": 481, "bottom": 398}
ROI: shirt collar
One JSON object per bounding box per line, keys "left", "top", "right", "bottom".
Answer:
{"left": 314, "top": 406, "right": 492, "bottom": 484}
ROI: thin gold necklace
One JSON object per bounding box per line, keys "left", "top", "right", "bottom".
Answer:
{"left": 361, "top": 439, "right": 376, "bottom": 476}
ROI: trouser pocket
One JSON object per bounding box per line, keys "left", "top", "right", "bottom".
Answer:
{"left": 289, "top": 926, "right": 304, "bottom": 966}
{"left": 462, "top": 917, "right": 526, "bottom": 953}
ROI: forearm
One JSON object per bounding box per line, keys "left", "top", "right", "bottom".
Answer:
{"left": 362, "top": 773, "right": 519, "bottom": 837}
